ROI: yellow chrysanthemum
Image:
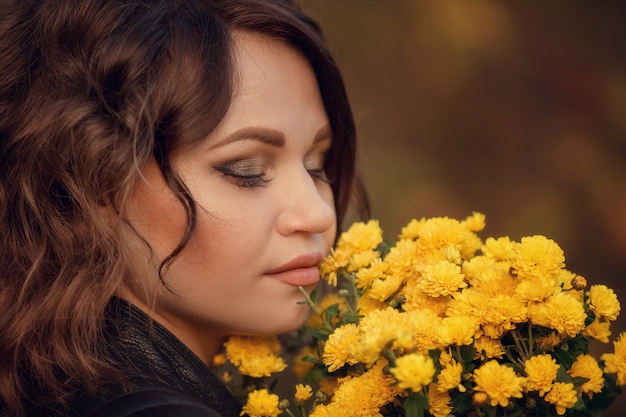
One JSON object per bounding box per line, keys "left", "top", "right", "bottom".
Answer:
{"left": 357, "top": 307, "right": 413, "bottom": 365}
{"left": 427, "top": 384, "right": 453, "bottom": 417}
{"left": 335, "top": 220, "right": 383, "bottom": 255}
{"left": 462, "top": 211, "right": 486, "bottom": 233}
{"left": 587, "top": 284, "right": 621, "bottom": 322}
{"left": 330, "top": 359, "right": 400, "bottom": 416}
{"left": 524, "top": 354, "right": 559, "bottom": 396}
{"left": 461, "top": 255, "right": 497, "bottom": 281}
{"left": 322, "top": 323, "right": 360, "bottom": 372}
{"left": 399, "top": 218, "right": 423, "bottom": 241}
{"left": 515, "top": 277, "right": 559, "bottom": 303}
{"left": 319, "top": 250, "right": 345, "bottom": 286}
{"left": 240, "top": 389, "right": 282, "bottom": 417}
{"left": 418, "top": 260, "right": 467, "bottom": 297}
{"left": 481, "top": 236, "right": 514, "bottom": 261}
{"left": 473, "top": 360, "right": 526, "bottom": 407}
{"left": 308, "top": 404, "right": 352, "bottom": 417}
{"left": 404, "top": 308, "right": 442, "bottom": 353}
{"left": 367, "top": 273, "right": 405, "bottom": 302}
{"left": 466, "top": 264, "right": 517, "bottom": 297}
{"left": 446, "top": 288, "right": 486, "bottom": 324}
{"left": 390, "top": 353, "right": 436, "bottom": 392}
{"left": 355, "top": 258, "right": 388, "bottom": 289}
{"left": 527, "top": 292, "right": 586, "bottom": 337}
{"left": 384, "top": 239, "right": 420, "bottom": 280}
{"left": 481, "top": 295, "right": 527, "bottom": 338}
{"left": 511, "top": 235, "right": 565, "bottom": 280}
{"left": 356, "top": 294, "right": 388, "bottom": 315}
{"left": 236, "top": 355, "right": 289, "bottom": 379}
{"left": 294, "top": 384, "right": 313, "bottom": 405}
{"left": 437, "top": 315, "right": 477, "bottom": 348}
{"left": 436, "top": 359, "right": 465, "bottom": 392}
{"left": 414, "top": 216, "right": 482, "bottom": 260}
{"left": 224, "top": 336, "right": 286, "bottom": 378}
{"left": 473, "top": 336, "right": 505, "bottom": 360}
{"left": 438, "top": 348, "right": 454, "bottom": 366}
{"left": 544, "top": 382, "right": 578, "bottom": 415}
{"left": 443, "top": 244, "right": 462, "bottom": 264}
{"left": 347, "top": 249, "right": 381, "bottom": 273}
{"left": 583, "top": 318, "right": 611, "bottom": 343}
{"left": 568, "top": 354, "right": 604, "bottom": 397}
{"left": 402, "top": 284, "right": 450, "bottom": 316}
{"left": 602, "top": 332, "right": 626, "bottom": 385}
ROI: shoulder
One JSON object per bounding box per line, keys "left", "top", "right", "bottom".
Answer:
{"left": 75, "top": 381, "right": 227, "bottom": 417}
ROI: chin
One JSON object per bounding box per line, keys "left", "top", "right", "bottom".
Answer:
{"left": 270, "top": 307, "right": 312, "bottom": 335}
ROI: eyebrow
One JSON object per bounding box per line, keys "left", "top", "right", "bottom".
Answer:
{"left": 213, "top": 124, "right": 332, "bottom": 149}
{"left": 313, "top": 125, "right": 332, "bottom": 144}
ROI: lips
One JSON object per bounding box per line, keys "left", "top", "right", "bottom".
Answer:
{"left": 266, "top": 252, "right": 323, "bottom": 287}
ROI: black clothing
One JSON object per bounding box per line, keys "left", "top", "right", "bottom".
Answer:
{"left": 71, "top": 298, "right": 242, "bottom": 417}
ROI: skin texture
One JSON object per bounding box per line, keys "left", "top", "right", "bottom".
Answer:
{"left": 120, "top": 32, "right": 337, "bottom": 364}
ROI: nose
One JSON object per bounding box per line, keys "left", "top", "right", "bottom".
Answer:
{"left": 276, "top": 170, "right": 336, "bottom": 237}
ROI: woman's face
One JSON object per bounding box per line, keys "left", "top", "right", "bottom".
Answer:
{"left": 122, "top": 32, "right": 337, "bottom": 362}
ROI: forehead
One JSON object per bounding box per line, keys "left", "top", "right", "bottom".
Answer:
{"left": 230, "top": 31, "right": 316, "bottom": 95}
{"left": 203, "top": 31, "right": 328, "bottom": 141}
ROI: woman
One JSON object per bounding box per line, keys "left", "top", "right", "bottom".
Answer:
{"left": 0, "top": 0, "right": 367, "bottom": 416}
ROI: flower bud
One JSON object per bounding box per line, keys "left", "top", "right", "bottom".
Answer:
{"left": 279, "top": 399, "right": 291, "bottom": 410}
{"left": 525, "top": 397, "right": 537, "bottom": 409}
{"left": 315, "top": 390, "right": 327, "bottom": 402}
{"left": 338, "top": 289, "right": 351, "bottom": 297}
{"left": 472, "top": 392, "right": 488, "bottom": 406}
{"left": 571, "top": 275, "right": 587, "bottom": 290}
{"left": 388, "top": 294, "right": 406, "bottom": 308}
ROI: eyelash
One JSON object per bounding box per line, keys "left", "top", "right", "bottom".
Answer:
{"left": 213, "top": 159, "right": 330, "bottom": 189}
{"left": 213, "top": 165, "right": 271, "bottom": 188}
{"left": 307, "top": 168, "right": 330, "bottom": 183}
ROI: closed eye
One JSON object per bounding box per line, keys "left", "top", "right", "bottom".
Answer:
{"left": 213, "top": 159, "right": 271, "bottom": 188}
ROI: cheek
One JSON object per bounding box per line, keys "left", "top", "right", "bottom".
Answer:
{"left": 126, "top": 161, "right": 188, "bottom": 257}
{"left": 322, "top": 185, "right": 338, "bottom": 250}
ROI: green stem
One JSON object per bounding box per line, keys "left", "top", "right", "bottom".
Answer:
{"left": 511, "top": 329, "right": 529, "bottom": 362}
{"left": 298, "top": 286, "right": 334, "bottom": 333}
{"left": 298, "top": 286, "right": 322, "bottom": 316}
{"left": 283, "top": 409, "right": 296, "bottom": 417}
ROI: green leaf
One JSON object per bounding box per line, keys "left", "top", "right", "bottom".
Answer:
{"left": 343, "top": 311, "right": 361, "bottom": 324}
{"left": 303, "top": 367, "right": 328, "bottom": 384}
{"left": 556, "top": 365, "right": 573, "bottom": 383}
{"left": 301, "top": 354, "right": 320, "bottom": 364}
{"left": 428, "top": 349, "right": 441, "bottom": 366}
{"left": 459, "top": 345, "right": 478, "bottom": 364}
{"left": 323, "top": 303, "right": 339, "bottom": 322}
{"left": 308, "top": 327, "right": 330, "bottom": 341}
{"left": 571, "top": 376, "right": 590, "bottom": 387}
{"left": 403, "top": 393, "right": 428, "bottom": 417}
{"left": 552, "top": 347, "right": 577, "bottom": 369}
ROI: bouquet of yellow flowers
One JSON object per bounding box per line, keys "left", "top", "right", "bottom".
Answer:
{"left": 215, "top": 213, "right": 625, "bottom": 417}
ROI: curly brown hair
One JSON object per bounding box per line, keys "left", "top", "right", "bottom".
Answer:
{"left": 0, "top": 0, "right": 365, "bottom": 415}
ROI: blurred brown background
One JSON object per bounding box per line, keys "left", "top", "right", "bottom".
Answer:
{"left": 301, "top": 0, "right": 626, "bottom": 415}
